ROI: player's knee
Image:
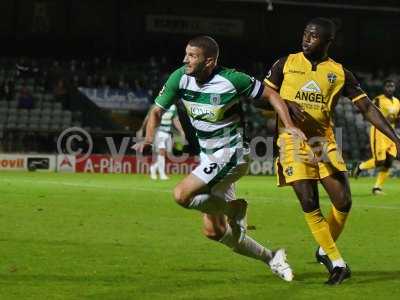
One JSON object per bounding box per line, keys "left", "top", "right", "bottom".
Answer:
{"left": 335, "top": 190, "right": 352, "bottom": 212}
{"left": 173, "top": 186, "right": 189, "bottom": 207}
{"left": 299, "top": 196, "right": 319, "bottom": 212}
{"left": 383, "top": 157, "right": 393, "bottom": 169}
{"left": 203, "top": 226, "right": 225, "bottom": 241}
{"left": 340, "top": 194, "right": 352, "bottom": 212}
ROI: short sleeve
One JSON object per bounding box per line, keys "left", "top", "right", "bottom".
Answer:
{"left": 154, "top": 67, "right": 184, "bottom": 110}
{"left": 228, "top": 71, "right": 264, "bottom": 99}
{"left": 264, "top": 57, "right": 287, "bottom": 90}
{"left": 343, "top": 68, "right": 367, "bottom": 103}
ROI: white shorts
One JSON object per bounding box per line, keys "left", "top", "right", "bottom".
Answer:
{"left": 192, "top": 147, "right": 249, "bottom": 202}
{"left": 154, "top": 131, "right": 172, "bottom": 152}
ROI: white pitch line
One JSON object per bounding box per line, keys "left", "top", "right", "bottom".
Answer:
{"left": 0, "top": 178, "right": 399, "bottom": 211}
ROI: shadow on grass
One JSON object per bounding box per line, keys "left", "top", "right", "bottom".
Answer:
{"left": 295, "top": 269, "right": 400, "bottom": 284}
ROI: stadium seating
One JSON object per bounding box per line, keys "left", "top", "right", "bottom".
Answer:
{"left": 0, "top": 56, "right": 398, "bottom": 159}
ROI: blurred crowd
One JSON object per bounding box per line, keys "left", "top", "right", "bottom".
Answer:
{"left": 0, "top": 56, "right": 174, "bottom": 110}
{"left": 0, "top": 55, "right": 398, "bottom": 159}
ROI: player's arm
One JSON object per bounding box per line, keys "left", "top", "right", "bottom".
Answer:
{"left": 344, "top": 69, "right": 400, "bottom": 158}
{"left": 264, "top": 57, "right": 305, "bottom": 123}
{"left": 132, "top": 106, "right": 165, "bottom": 153}
{"left": 397, "top": 105, "right": 400, "bottom": 127}
{"left": 132, "top": 67, "right": 182, "bottom": 152}
{"left": 260, "top": 85, "right": 306, "bottom": 140}
{"left": 173, "top": 116, "right": 186, "bottom": 141}
{"left": 356, "top": 98, "right": 400, "bottom": 154}
{"left": 230, "top": 67, "right": 305, "bottom": 140}
{"left": 136, "top": 110, "right": 150, "bottom": 138}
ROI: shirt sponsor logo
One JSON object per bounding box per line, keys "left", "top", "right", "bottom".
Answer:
{"left": 300, "top": 80, "right": 321, "bottom": 92}
{"left": 288, "top": 69, "right": 305, "bottom": 75}
{"left": 183, "top": 93, "right": 195, "bottom": 99}
{"left": 190, "top": 106, "right": 216, "bottom": 118}
{"left": 295, "top": 80, "right": 326, "bottom": 104}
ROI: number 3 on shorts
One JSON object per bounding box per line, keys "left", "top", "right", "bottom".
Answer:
{"left": 203, "top": 163, "right": 218, "bottom": 174}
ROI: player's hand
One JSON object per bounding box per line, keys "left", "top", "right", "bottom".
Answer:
{"left": 284, "top": 126, "right": 307, "bottom": 141}
{"left": 285, "top": 100, "right": 306, "bottom": 124}
{"left": 131, "top": 141, "right": 153, "bottom": 153}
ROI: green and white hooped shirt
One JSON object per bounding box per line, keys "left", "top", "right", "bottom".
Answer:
{"left": 155, "top": 66, "right": 264, "bottom": 154}
{"left": 158, "top": 104, "right": 177, "bottom": 134}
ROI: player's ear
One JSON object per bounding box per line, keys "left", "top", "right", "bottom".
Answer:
{"left": 205, "top": 56, "right": 217, "bottom": 68}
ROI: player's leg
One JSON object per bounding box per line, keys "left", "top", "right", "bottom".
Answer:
{"left": 353, "top": 127, "right": 377, "bottom": 178}
{"left": 359, "top": 158, "right": 376, "bottom": 170}
{"left": 202, "top": 213, "right": 293, "bottom": 281}
{"left": 155, "top": 132, "right": 170, "bottom": 180}
{"left": 174, "top": 148, "right": 252, "bottom": 236}
{"left": 292, "top": 180, "right": 345, "bottom": 268}
{"left": 203, "top": 213, "right": 271, "bottom": 261}
{"left": 292, "top": 179, "right": 350, "bottom": 284}
{"left": 318, "top": 172, "right": 351, "bottom": 263}
{"left": 157, "top": 148, "right": 169, "bottom": 180}
{"left": 149, "top": 154, "right": 158, "bottom": 180}
{"left": 173, "top": 173, "right": 245, "bottom": 223}
{"left": 172, "top": 149, "right": 295, "bottom": 279}
{"left": 150, "top": 132, "right": 161, "bottom": 180}
{"left": 373, "top": 154, "right": 394, "bottom": 195}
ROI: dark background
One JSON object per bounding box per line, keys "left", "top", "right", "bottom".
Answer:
{"left": 1, "top": 0, "right": 399, "bottom": 159}
{"left": 1, "top": 0, "right": 400, "bottom": 69}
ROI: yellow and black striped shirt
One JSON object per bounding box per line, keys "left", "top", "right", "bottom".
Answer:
{"left": 265, "top": 52, "right": 367, "bottom": 138}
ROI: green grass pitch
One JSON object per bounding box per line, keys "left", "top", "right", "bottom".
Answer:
{"left": 0, "top": 171, "right": 399, "bottom": 299}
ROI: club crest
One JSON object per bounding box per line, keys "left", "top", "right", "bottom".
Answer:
{"left": 210, "top": 94, "right": 221, "bottom": 105}
{"left": 327, "top": 72, "right": 337, "bottom": 84}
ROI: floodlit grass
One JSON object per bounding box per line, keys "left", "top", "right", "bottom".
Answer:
{"left": 0, "top": 172, "right": 399, "bottom": 299}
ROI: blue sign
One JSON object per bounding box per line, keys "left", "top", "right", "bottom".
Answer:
{"left": 78, "top": 87, "right": 151, "bottom": 111}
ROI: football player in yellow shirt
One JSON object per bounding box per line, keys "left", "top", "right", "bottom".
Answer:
{"left": 352, "top": 79, "right": 400, "bottom": 195}
{"left": 264, "top": 18, "right": 400, "bottom": 285}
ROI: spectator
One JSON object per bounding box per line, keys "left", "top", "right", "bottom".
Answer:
{"left": 18, "top": 83, "right": 34, "bottom": 109}
{"left": 16, "top": 57, "right": 30, "bottom": 79}
{"left": 71, "top": 75, "right": 81, "bottom": 89}
{"left": 4, "top": 79, "right": 15, "bottom": 101}
{"left": 132, "top": 79, "right": 147, "bottom": 98}
{"left": 85, "top": 75, "right": 94, "bottom": 88}
{"left": 99, "top": 75, "right": 110, "bottom": 89}
{"left": 118, "top": 76, "right": 129, "bottom": 91}
{"left": 54, "top": 79, "right": 69, "bottom": 109}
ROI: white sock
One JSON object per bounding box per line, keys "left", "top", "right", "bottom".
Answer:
{"left": 331, "top": 258, "right": 346, "bottom": 268}
{"left": 219, "top": 225, "right": 273, "bottom": 263}
{"left": 150, "top": 161, "right": 157, "bottom": 175}
{"left": 188, "top": 193, "right": 228, "bottom": 215}
{"left": 157, "top": 154, "right": 166, "bottom": 177}
{"left": 318, "top": 246, "right": 326, "bottom": 256}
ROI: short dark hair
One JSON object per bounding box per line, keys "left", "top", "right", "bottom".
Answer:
{"left": 384, "top": 79, "right": 395, "bottom": 86}
{"left": 188, "top": 35, "right": 220, "bottom": 59}
{"left": 307, "top": 17, "right": 337, "bottom": 40}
